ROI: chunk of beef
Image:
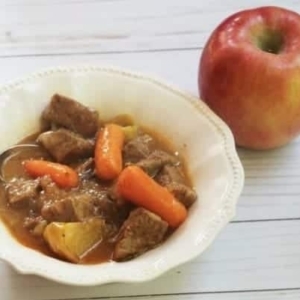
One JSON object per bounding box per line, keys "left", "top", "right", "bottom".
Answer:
{"left": 79, "top": 177, "right": 110, "bottom": 200}
{"left": 41, "top": 198, "right": 76, "bottom": 222}
{"left": 155, "top": 164, "right": 185, "bottom": 186}
{"left": 93, "top": 193, "right": 130, "bottom": 227}
{"left": 42, "top": 94, "right": 100, "bottom": 137}
{"left": 38, "top": 176, "right": 70, "bottom": 220}
{"left": 72, "top": 194, "right": 96, "bottom": 220}
{"left": 123, "top": 134, "right": 155, "bottom": 164}
{"left": 41, "top": 193, "right": 96, "bottom": 222}
{"left": 24, "top": 216, "right": 48, "bottom": 237}
{"left": 167, "top": 183, "right": 197, "bottom": 208}
{"left": 136, "top": 150, "right": 179, "bottom": 177}
{"left": 17, "top": 176, "right": 58, "bottom": 214}
{"left": 113, "top": 208, "right": 168, "bottom": 261}
{"left": 39, "top": 175, "right": 57, "bottom": 192}
{"left": 6, "top": 178, "right": 40, "bottom": 207}
{"left": 39, "top": 175, "right": 95, "bottom": 222}
{"left": 155, "top": 165, "right": 197, "bottom": 208}
{"left": 39, "top": 175, "right": 67, "bottom": 203}
{"left": 39, "top": 176, "right": 128, "bottom": 226}
{"left": 41, "top": 190, "right": 128, "bottom": 226}
{"left": 37, "top": 129, "right": 94, "bottom": 163}
{"left": 80, "top": 178, "right": 130, "bottom": 226}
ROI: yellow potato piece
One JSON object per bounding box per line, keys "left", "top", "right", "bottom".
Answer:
{"left": 43, "top": 218, "right": 107, "bottom": 263}
{"left": 122, "top": 125, "right": 138, "bottom": 142}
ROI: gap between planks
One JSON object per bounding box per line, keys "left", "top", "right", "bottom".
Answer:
{"left": 49, "top": 287, "right": 300, "bottom": 300}
{"left": 0, "top": 47, "right": 202, "bottom": 59}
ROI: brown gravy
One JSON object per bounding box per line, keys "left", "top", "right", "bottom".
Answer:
{"left": 0, "top": 126, "right": 192, "bottom": 264}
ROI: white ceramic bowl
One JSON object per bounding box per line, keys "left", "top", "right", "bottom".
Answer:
{"left": 0, "top": 66, "right": 244, "bottom": 286}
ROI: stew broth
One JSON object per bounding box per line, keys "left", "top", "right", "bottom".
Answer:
{"left": 0, "top": 124, "right": 192, "bottom": 264}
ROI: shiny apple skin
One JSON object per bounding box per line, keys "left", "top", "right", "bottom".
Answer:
{"left": 199, "top": 6, "right": 300, "bottom": 149}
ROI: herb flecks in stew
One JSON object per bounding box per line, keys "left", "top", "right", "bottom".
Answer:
{"left": 0, "top": 94, "right": 197, "bottom": 264}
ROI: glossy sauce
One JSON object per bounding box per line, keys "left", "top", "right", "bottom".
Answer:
{"left": 0, "top": 120, "right": 192, "bottom": 264}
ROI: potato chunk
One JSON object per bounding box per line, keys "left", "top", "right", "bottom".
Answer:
{"left": 122, "top": 125, "right": 138, "bottom": 142}
{"left": 43, "top": 218, "right": 112, "bottom": 263}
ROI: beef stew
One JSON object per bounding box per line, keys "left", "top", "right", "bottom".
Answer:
{"left": 0, "top": 94, "right": 197, "bottom": 264}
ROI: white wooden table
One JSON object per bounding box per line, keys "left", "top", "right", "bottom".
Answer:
{"left": 0, "top": 1, "right": 300, "bottom": 299}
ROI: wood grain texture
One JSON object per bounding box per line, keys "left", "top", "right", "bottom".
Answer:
{"left": 1, "top": 220, "right": 300, "bottom": 300}
{"left": 0, "top": 0, "right": 298, "bottom": 56}
{"left": 87, "top": 290, "right": 300, "bottom": 300}
{"left": 0, "top": 0, "right": 300, "bottom": 299}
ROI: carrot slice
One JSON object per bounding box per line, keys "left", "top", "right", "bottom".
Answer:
{"left": 95, "top": 123, "right": 125, "bottom": 180}
{"left": 116, "top": 165, "right": 187, "bottom": 227}
{"left": 23, "top": 160, "right": 79, "bottom": 188}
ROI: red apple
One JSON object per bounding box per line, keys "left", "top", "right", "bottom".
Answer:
{"left": 199, "top": 6, "right": 300, "bottom": 149}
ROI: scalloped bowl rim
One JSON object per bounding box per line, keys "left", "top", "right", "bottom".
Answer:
{"left": 0, "top": 65, "right": 244, "bottom": 286}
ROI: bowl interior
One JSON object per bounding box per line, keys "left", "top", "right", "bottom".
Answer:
{"left": 0, "top": 67, "right": 243, "bottom": 285}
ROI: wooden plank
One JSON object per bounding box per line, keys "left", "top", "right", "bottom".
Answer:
{"left": 237, "top": 143, "right": 300, "bottom": 220}
{"left": 0, "top": 2, "right": 299, "bottom": 300}
{"left": 0, "top": 50, "right": 199, "bottom": 94}
{"left": 88, "top": 290, "right": 300, "bottom": 300}
{"left": 1, "top": 220, "right": 299, "bottom": 300}
{"left": 0, "top": 50, "right": 299, "bottom": 222}
{"left": 0, "top": 0, "right": 298, "bottom": 56}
